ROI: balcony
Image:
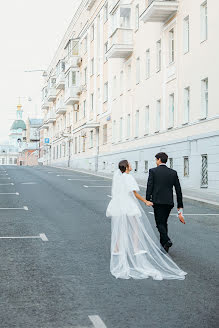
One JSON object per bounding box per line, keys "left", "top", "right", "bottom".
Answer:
{"left": 47, "top": 88, "right": 57, "bottom": 102}
{"left": 41, "top": 122, "right": 49, "bottom": 130}
{"left": 86, "top": 0, "right": 96, "bottom": 10}
{"left": 141, "top": 0, "right": 179, "bottom": 23}
{"left": 64, "top": 86, "right": 80, "bottom": 105}
{"left": 56, "top": 100, "right": 67, "bottom": 115}
{"left": 107, "top": 28, "right": 133, "bottom": 59}
{"left": 56, "top": 72, "right": 65, "bottom": 90}
{"left": 46, "top": 111, "right": 56, "bottom": 124}
{"left": 65, "top": 56, "right": 82, "bottom": 73}
{"left": 41, "top": 98, "right": 50, "bottom": 110}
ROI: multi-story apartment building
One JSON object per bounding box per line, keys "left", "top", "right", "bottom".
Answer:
{"left": 40, "top": 0, "right": 219, "bottom": 193}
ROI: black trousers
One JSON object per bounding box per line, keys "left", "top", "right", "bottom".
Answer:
{"left": 153, "top": 204, "right": 174, "bottom": 247}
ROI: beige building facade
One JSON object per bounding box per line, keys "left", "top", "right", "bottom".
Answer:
{"left": 40, "top": 0, "right": 219, "bottom": 193}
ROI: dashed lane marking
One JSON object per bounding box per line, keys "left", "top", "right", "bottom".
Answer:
{"left": 68, "top": 179, "right": 108, "bottom": 181}
{"left": 21, "top": 182, "right": 37, "bottom": 185}
{"left": 149, "top": 212, "right": 219, "bottom": 216}
{"left": 89, "top": 315, "right": 107, "bottom": 328}
{"left": 0, "top": 206, "right": 28, "bottom": 211}
{"left": 0, "top": 183, "right": 14, "bottom": 186}
{"left": 0, "top": 233, "right": 48, "bottom": 242}
{"left": 0, "top": 192, "right": 19, "bottom": 195}
{"left": 83, "top": 185, "right": 111, "bottom": 188}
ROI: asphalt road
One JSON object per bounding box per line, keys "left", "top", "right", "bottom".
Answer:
{"left": 0, "top": 165, "right": 218, "bottom": 328}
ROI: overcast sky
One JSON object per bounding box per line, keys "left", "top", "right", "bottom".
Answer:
{"left": 0, "top": 0, "right": 81, "bottom": 143}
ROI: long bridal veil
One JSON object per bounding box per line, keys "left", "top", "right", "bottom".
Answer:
{"left": 106, "top": 169, "right": 187, "bottom": 280}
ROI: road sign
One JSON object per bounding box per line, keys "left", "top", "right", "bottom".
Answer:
{"left": 44, "top": 138, "right": 50, "bottom": 144}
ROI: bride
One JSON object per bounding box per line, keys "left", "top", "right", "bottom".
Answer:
{"left": 106, "top": 160, "right": 187, "bottom": 280}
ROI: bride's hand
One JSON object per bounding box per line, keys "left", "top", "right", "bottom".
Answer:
{"left": 144, "top": 200, "right": 153, "bottom": 207}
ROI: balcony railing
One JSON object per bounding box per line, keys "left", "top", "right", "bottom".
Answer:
{"left": 46, "top": 111, "right": 56, "bottom": 124}
{"left": 64, "top": 86, "right": 80, "bottom": 106}
{"left": 56, "top": 71, "right": 65, "bottom": 90}
{"left": 56, "top": 100, "right": 67, "bottom": 115}
{"left": 107, "top": 28, "right": 133, "bottom": 59}
{"left": 141, "top": 0, "right": 178, "bottom": 23}
{"left": 47, "top": 87, "right": 57, "bottom": 102}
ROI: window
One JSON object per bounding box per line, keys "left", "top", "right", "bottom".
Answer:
{"left": 113, "top": 76, "right": 117, "bottom": 99}
{"left": 74, "top": 137, "right": 77, "bottom": 154}
{"left": 201, "top": 78, "right": 208, "bottom": 119}
{"left": 127, "top": 64, "right": 131, "bottom": 90}
{"left": 144, "top": 161, "right": 148, "bottom": 173}
{"left": 169, "top": 28, "right": 175, "bottom": 64}
{"left": 83, "top": 100, "right": 86, "bottom": 118}
{"left": 136, "top": 57, "right": 140, "bottom": 84}
{"left": 156, "top": 100, "right": 161, "bottom": 132}
{"left": 97, "top": 88, "right": 101, "bottom": 114}
{"left": 91, "top": 24, "right": 94, "bottom": 41}
{"left": 90, "top": 130, "right": 94, "bottom": 148}
{"left": 72, "top": 71, "right": 77, "bottom": 86}
{"left": 60, "top": 144, "right": 62, "bottom": 158}
{"left": 184, "top": 87, "right": 190, "bottom": 124}
{"left": 84, "top": 36, "right": 88, "bottom": 53}
{"left": 184, "top": 157, "right": 189, "bottom": 177}
{"left": 91, "top": 58, "right": 94, "bottom": 75}
{"left": 56, "top": 145, "right": 58, "bottom": 159}
{"left": 78, "top": 136, "right": 81, "bottom": 153}
{"left": 103, "top": 124, "right": 107, "bottom": 144}
{"left": 169, "top": 93, "right": 174, "bottom": 128}
{"left": 156, "top": 40, "right": 161, "bottom": 72}
{"left": 82, "top": 137, "right": 86, "bottom": 152}
{"left": 9, "top": 158, "right": 12, "bottom": 164}
{"left": 104, "top": 42, "right": 108, "bottom": 62}
{"left": 119, "top": 7, "right": 131, "bottom": 28}
{"left": 201, "top": 1, "right": 208, "bottom": 42}
{"left": 135, "top": 5, "right": 139, "bottom": 31}
{"left": 113, "top": 120, "right": 116, "bottom": 142}
{"left": 126, "top": 114, "right": 131, "bottom": 138}
{"left": 135, "top": 110, "right": 139, "bottom": 137}
{"left": 119, "top": 117, "right": 123, "bottom": 141}
{"left": 120, "top": 71, "right": 124, "bottom": 95}
{"left": 183, "top": 16, "right": 189, "bottom": 53}
{"left": 104, "top": 82, "right": 108, "bottom": 102}
{"left": 134, "top": 161, "right": 138, "bottom": 172}
{"left": 91, "top": 93, "right": 94, "bottom": 111}
{"left": 104, "top": 2, "right": 108, "bottom": 22}
{"left": 144, "top": 106, "right": 149, "bottom": 135}
{"left": 201, "top": 154, "right": 208, "bottom": 187}
{"left": 146, "top": 49, "right": 150, "bottom": 79}
{"left": 169, "top": 158, "right": 173, "bottom": 169}
{"left": 84, "top": 67, "right": 87, "bottom": 85}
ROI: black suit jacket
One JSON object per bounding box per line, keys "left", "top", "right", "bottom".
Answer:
{"left": 146, "top": 165, "right": 183, "bottom": 208}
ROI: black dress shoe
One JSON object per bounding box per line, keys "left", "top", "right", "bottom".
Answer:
{"left": 163, "top": 240, "right": 173, "bottom": 253}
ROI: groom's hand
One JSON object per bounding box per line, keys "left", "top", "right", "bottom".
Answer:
{"left": 178, "top": 208, "right": 185, "bottom": 224}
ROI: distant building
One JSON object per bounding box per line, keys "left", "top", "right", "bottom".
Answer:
{"left": 0, "top": 144, "right": 18, "bottom": 165}
{"left": 18, "top": 118, "right": 43, "bottom": 166}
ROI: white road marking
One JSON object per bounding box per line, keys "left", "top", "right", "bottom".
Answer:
{"left": 148, "top": 212, "right": 219, "bottom": 216}
{"left": 57, "top": 175, "right": 86, "bottom": 177}
{"left": 39, "top": 233, "right": 48, "bottom": 241}
{"left": 0, "top": 234, "right": 48, "bottom": 241}
{"left": 68, "top": 179, "right": 107, "bottom": 181}
{"left": 0, "top": 206, "right": 28, "bottom": 211}
{"left": 0, "top": 192, "right": 19, "bottom": 195}
{"left": 89, "top": 315, "right": 107, "bottom": 328}
{"left": 107, "top": 195, "right": 112, "bottom": 198}
{"left": 0, "top": 174, "right": 8, "bottom": 175}
{"left": 21, "top": 182, "right": 37, "bottom": 185}
{"left": 0, "top": 183, "right": 14, "bottom": 186}
{"left": 83, "top": 185, "right": 111, "bottom": 188}
{"left": 0, "top": 177, "right": 10, "bottom": 179}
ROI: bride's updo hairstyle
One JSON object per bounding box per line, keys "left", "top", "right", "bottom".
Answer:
{"left": 119, "top": 160, "right": 129, "bottom": 173}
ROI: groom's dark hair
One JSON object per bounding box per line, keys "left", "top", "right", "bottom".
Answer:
{"left": 155, "top": 152, "right": 168, "bottom": 163}
{"left": 119, "top": 160, "right": 129, "bottom": 173}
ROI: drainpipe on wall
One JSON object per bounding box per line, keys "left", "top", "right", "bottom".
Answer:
{"left": 95, "top": 127, "right": 99, "bottom": 172}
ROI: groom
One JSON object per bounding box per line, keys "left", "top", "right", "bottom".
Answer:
{"left": 146, "top": 152, "right": 183, "bottom": 252}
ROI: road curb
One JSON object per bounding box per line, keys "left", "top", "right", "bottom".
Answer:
{"left": 49, "top": 165, "right": 219, "bottom": 208}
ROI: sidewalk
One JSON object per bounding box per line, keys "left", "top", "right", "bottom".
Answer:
{"left": 50, "top": 166, "right": 219, "bottom": 207}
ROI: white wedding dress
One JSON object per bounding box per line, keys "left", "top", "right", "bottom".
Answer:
{"left": 106, "top": 169, "right": 187, "bottom": 280}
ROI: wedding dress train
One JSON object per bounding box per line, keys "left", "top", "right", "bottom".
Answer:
{"left": 106, "top": 169, "right": 187, "bottom": 280}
